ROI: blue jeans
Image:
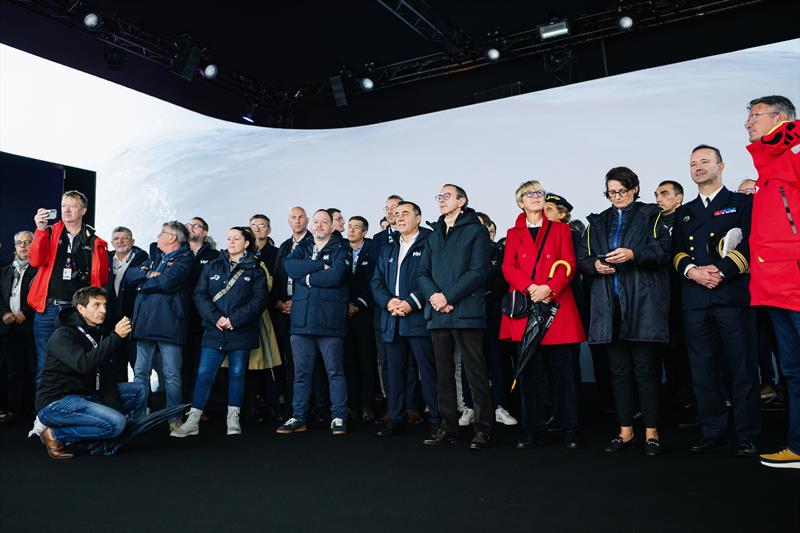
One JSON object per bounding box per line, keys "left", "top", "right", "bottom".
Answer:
{"left": 37, "top": 382, "right": 146, "bottom": 444}
{"left": 290, "top": 335, "right": 347, "bottom": 421}
{"left": 192, "top": 348, "right": 249, "bottom": 409}
{"left": 34, "top": 303, "right": 72, "bottom": 386}
{"left": 769, "top": 308, "right": 800, "bottom": 454}
{"left": 133, "top": 340, "right": 183, "bottom": 420}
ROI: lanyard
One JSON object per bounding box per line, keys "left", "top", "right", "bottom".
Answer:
{"left": 77, "top": 325, "right": 101, "bottom": 390}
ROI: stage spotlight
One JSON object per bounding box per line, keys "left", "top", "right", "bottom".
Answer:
{"left": 200, "top": 62, "right": 218, "bottom": 79}
{"left": 485, "top": 48, "right": 500, "bottom": 62}
{"left": 618, "top": 15, "right": 634, "bottom": 30}
{"left": 82, "top": 12, "right": 101, "bottom": 30}
{"left": 538, "top": 20, "right": 569, "bottom": 40}
{"left": 359, "top": 77, "right": 375, "bottom": 91}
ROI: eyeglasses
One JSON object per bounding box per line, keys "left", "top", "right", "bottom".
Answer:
{"left": 435, "top": 193, "right": 452, "bottom": 201}
{"left": 521, "top": 190, "right": 546, "bottom": 199}
{"left": 745, "top": 111, "right": 778, "bottom": 124}
{"left": 737, "top": 187, "right": 755, "bottom": 195}
{"left": 185, "top": 222, "right": 204, "bottom": 230}
{"left": 605, "top": 189, "right": 630, "bottom": 199}
{"left": 157, "top": 231, "right": 177, "bottom": 239}
{"left": 112, "top": 236, "right": 132, "bottom": 241}
{"left": 382, "top": 205, "right": 399, "bottom": 213}
{"left": 14, "top": 240, "right": 32, "bottom": 246}
{"left": 250, "top": 223, "right": 268, "bottom": 230}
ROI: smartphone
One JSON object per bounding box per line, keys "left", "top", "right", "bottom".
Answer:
{"left": 46, "top": 209, "right": 57, "bottom": 220}
{"left": 597, "top": 254, "right": 610, "bottom": 264}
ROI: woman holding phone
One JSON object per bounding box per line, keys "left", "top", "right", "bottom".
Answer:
{"left": 577, "top": 167, "right": 670, "bottom": 456}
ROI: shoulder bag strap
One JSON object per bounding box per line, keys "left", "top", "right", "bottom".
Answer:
{"left": 530, "top": 221, "right": 553, "bottom": 279}
{"left": 212, "top": 268, "right": 245, "bottom": 303}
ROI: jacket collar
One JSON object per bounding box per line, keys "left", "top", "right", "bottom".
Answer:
{"left": 747, "top": 119, "right": 800, "bottom": 170}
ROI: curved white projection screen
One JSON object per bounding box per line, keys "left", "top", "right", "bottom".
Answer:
{"left": 1, "top": 39, "right": 798, "bottom": 245}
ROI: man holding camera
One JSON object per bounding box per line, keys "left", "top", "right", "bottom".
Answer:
{"left": 36, "top": 286, "right": 145, "bottom": 459}
{"left": 28, "top": 190, "right": 109, "bottom": 389}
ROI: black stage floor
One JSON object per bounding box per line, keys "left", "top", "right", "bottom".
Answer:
{"left": 0, "top": 399, "right": 796, "bottom": 533}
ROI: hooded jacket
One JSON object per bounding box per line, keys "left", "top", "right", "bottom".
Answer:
{"left": 747, "top": 119, "right": 800, "bottom": 312}
{"left": 35, "top": 307, "right": 124, "bottom": 412}
{"left": 578, "top": 202, "right": 670, "bottom": 344}
{"left": 371, "top": 227, "right": 432, "bottom": 341}
{"left": 193, "top": 251, "right": 268, "bottom": 351}
{"left": 285, "top": 233, "right": 351, "bottom": 337}
{"left": 417, "top": 208, "right": 489, "bottom": 330}
{"left": 27, "top": 221, "right": 109, "bottom": 313}
{"left": 499, "top": 214, "right": 585, "bottom": 344}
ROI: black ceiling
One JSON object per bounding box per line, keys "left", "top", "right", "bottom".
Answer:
{"left": 1, "top": 0, "right": 798, "bottom": 128}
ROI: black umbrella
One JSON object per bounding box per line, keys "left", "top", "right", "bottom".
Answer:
{"left": 86, "top": 404, "right": 190, "bottom": 456}
{"left": 510, "top": 260, "right": 572, "bottom": 391}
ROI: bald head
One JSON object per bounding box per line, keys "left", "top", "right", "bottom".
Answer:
{"left": 288, "top": 206, "right": 308, "bottom": 236}
{"left": 738, "top": 179, "right": 757, "bottom": 195}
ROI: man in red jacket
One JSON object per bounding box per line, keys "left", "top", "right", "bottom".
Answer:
{"left": 27, "top": 190, "right": 109, "bottom": 392}
{"left": 745, "top": 95, "right": 800, "bottom": 469}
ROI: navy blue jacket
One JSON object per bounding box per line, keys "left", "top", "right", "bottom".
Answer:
{"left": 270, "top": 231, "right": 313, "bottom": 303}
{"left": 671, "top": 187, "right": 752, "bottom": 310}
{"left": 371, "top": 228, "right": 431, "bottom": 342}
{"left": 106, "top": 246, "right": 149, "bottom": 323}
{"left": 193, "top": 251, "right": 268, "bottom": 352}
{"left": 371, "top": 227, "right": 400, "bottom": 261}
{"left": 285, "top": 234, "right": 351, "bottom": 337}
{"left": 417, "top": 208, "right": 490, "bottom": 330}
{"left": 349, "top": 238, "right": 377, "bottom": 312}
{"left": 128, "top": 245, "right": 195, "bottom": 345}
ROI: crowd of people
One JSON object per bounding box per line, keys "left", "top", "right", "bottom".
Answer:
{"left": 0, "top": 94, "right": 798, "bottom": 469}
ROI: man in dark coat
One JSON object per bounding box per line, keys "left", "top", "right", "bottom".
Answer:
{"left": 35, "top": 286, "right": 145, "bottom": 459}
{"left": 417, "top": 184, "right": 492, "bottom": 450}
{"left": 127, "top": 221, "right": 194, "bottom": 428}
{"left": 270, "top": 206, "right": 313, "bottom": 406}
{"left": 371, "top": 201, "right": 439, "bottom": 437}
{"left": 106, "top": 226, "right": 149, "bottom": 383}
{"left": 276, "top": 209, "right": 351, "bottom": 435}
{"left": 672, "top": 144, "right": 760, "bottom": 457}
{"left": 344, "top": 216, "right": 378, "bottom": 421}
{"left": 0, "top": 231, "right": 37, "bottom": 425}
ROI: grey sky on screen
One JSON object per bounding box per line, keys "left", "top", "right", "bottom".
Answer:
{"left": 1, "top": 39, "right": 798, "bottom": 246}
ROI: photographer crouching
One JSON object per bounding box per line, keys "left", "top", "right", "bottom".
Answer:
{"left": 35, "top": 286, "right": 145, "bottom": 459}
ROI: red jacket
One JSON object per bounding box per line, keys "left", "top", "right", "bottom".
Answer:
{"left": 499, "top": 214, "right": 586, "bottom": 345}
{"left": 747, "top": 120, "right": 800, "bottom": 312}
{"left": 27, "top": 221, "right": 109, "bottom": 313}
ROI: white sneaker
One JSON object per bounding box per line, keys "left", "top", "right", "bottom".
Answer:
{"left": 458, "top": 407, "right": 474, "bottom": 427}
{"left": 28, "top": 416, "right": 46, "bottom": 438}
{"left": 226, "top": 406, "right": 241, "bottom": 436}
{"left": 495, "top": 406, "right": 518, "bottom": 426}
{"left": 170, "top": 408, "right": 202, "bottom": 438}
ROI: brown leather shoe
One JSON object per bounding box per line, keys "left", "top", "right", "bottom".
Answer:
{"left": 40, "top": 428, "right": 74, "bottom": 460}
{"left": 407, "top": 410, "right": 424, "bottom": 425}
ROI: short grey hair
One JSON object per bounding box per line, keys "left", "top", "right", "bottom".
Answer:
{"left": 749, "top": 95, "right": 796, "bottom": 120}
{"left": 111, "top": 226, "right": 133, "bottom": 239}
{"left": 163, "top": 220, "right": 188, "bottom": 244}
{"left": 14, "top": 230, "right": 34, "bottom": 241}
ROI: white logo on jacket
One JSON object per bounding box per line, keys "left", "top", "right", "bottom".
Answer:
{"left": 412, "top": 251, "right": 422, "bottom": 257}
{"left": 210, "top": 274, "right": 220, "bottom": 281}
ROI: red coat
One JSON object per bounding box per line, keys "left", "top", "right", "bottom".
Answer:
{"left": 27, "top": 221, "right": 109, "bottom": 313}
{"left": 747, "top": 120, "right": 800, "bottom": 312}
{"left": 499, "top": 214, "right": 586, "bottom": 345}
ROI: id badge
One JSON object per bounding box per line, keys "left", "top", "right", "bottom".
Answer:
{"left": 62, "top": 267, "right": 72, "bottom": 280}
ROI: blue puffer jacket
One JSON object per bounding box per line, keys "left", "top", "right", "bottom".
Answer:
{"left": 285, "top": 234, "right": 351, "bottom": 338}
{"left": 128, "top": 245, "right": 195, "bottom": 345}
{"left": 193, "top": 251, "right": 268, "bottom": 352}
{"left": 371, "top": 228, "right": 431, "bottom": 342}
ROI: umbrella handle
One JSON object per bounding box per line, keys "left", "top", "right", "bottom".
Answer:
{"left": 548, "top": 260, "right": 572, "bottom": 279}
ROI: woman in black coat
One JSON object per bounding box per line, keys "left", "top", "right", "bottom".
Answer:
{"left": 577, "top": 167, "right": 670, "bottom": 456}
{"left": 171, "top": 227, "right": 267, "bottom": 438}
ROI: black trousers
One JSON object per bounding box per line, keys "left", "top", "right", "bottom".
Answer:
{"left": 607, "top": 340, "right": 660, "bottom": 428}
{"left": 344, "top": 315, "right": 378, "bottom": 409}
{"left": 684, "top": 305, "right": 761, "bottom": 442}
{"left": 463, "top": 311, "right": 512, "bottom": 409}
{"left": 3, "top": 323, "right": 36, "bottom": 416}
{"left": 519, "top": 343, "right": 579, "bottom": 433}
{"left": 431, "top": 328, "right": 492, "bottom": 434}
{"left": 659, "top": 305, "right": 693, "bottom": 407}
{"left": 271, "top": 311, "right": 295, "bottom": 403}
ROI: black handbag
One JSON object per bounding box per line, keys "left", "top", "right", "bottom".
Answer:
{"left": 500, "top": 221, "right": 552, "bottom": 318}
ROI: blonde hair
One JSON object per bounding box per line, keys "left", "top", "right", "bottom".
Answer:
{"left": 514, "top": 180, "right": 545, "bottom": 205}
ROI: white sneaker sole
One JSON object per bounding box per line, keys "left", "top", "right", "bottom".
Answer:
{"left": 496, "top": 417, "right": 518, "bottom": 426}
{"left": 227, "top": 429, "right": 242, "bottom": 436}
{"left": 760, "top": 460, "right": 800, "bottom": 469}
{"left": 169, "top": 429, "right": 199, "bottom": 438}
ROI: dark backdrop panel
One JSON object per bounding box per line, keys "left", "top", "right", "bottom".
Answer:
{"left": 0, "top": 152, "right": 95, "bottom": 266}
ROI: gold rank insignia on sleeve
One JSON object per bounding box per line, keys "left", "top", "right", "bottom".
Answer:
{"left": 673, "top": 252, "right": 689, "bottom": 271}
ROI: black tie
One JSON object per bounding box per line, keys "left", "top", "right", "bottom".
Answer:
{"left": 705, "top": 197, "right": 710, "bottom": 208}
